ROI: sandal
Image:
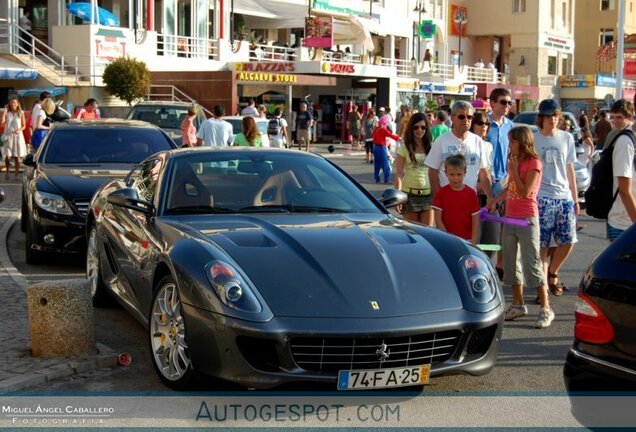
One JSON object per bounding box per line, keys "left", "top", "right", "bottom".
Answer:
{"left": 548, "top": 271, "right": 566, "bottom": 296}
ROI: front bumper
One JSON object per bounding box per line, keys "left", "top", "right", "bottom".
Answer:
{"left": 29, "top": 206, "right": 87, "bottom": 255}
{"left": 182, "top": 303, "right": 504, "bottom": 390}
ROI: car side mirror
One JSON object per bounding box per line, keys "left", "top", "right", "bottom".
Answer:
{"left": 22, "top": 154, "right": 36, "bottom": 167}
{"left": 379, "top": 188, "right": 408, "bottom": 208}
{"left": 107, "top": 188, "right": 153, "bottom": 213}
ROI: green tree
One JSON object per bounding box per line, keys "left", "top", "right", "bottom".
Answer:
{"left": 102, "top": 57, "right": 151, "bottom": 105}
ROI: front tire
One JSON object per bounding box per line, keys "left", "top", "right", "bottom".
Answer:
{"left": 149, "top": 276, "right": 195, "bottom": 389}
{"left": 87, "top": 226, "right": 115, "bottom": 307}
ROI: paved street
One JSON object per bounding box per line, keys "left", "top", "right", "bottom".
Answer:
{"left": 1, "top": 145, "right": 610, "bottom": 393}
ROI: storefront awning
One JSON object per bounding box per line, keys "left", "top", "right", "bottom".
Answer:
{"left": 0, "top": 58, "right": 38, "bottom": 80}
{"left": 17, "top": 87, "right": 67, "bottom": 97}
{"left": 233, "top": 0, "right": 280, "bottom": 19}
{"left": 333, "top": 15, "right": 374, "bottom": 51}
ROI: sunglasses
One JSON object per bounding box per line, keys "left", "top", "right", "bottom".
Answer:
{"left": 474, "top": 121, "right": 490, "bottom": 126}
{"left": 413, "top": 125, "right": 427, "bottom": 131}
{"left": 456, "top": 114, "right": 474, "bottom": 120}
{"left": 499, "top": 100, "right": 514, "bottom": 106}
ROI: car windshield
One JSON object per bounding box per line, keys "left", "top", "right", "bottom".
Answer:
{"left": 163, "top": 152, "right": 382, "bottom": 214}
{"left": 126, "top": 106, "right": 190, "bottom": 130}
{"left": 42, "top": 128, "right": 175, "bottom": 164}
{"left": 513, "top": 112, "right": 537, "bottom": 125}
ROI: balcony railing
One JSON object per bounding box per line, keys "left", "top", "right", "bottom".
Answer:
{"left": 465, "top": 66, "right": 499, "bottom": 83}
{"left": 156, "top": 33, "right": 219, "bottom": 61}
{"left": 248, "top": 43, "right": 298, "bottom": 62}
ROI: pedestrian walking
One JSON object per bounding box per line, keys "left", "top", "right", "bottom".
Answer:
{"left": 363, "top": 109, "right": 378, "bottom": 164}
{"left": 30, "top": 97, "right": 56, "bottom": 151}
{"left": 393, "top": 112, "right": 434, "bottom": 225}
{"left": 534, "top": 99, "right": 578, "bottom": 296}
{"left": 594, "top": 111, "right": 611, "bottom": 149}
{"left": 180, "top": 106, "right": 198, "bottom": 147}
{"left": 267, "top": 108, "right": 289, "bottom": 148}
{"left": 196, "top": 105, "right": 234, "bottom": 147}
{"left": 240, "top": 98, "right": 259, "bottom": 117}
{"left": 295, "top": 102, "right": 313, "bottom": 152}
{"left": 489, "top": 126, "right": 555, "bottom": 328}
{"left": 430, "top": 110, "right": 449, "bottom": 142}
{"left": 371, "top": 116, "right": 401, "bottom": 183}
{"left": 234, "top": 116, "right": 262, "bottom": 147}
{"left": 606, "top": 99, "right": 636, "bottom": 240}
{"left": 0, "top": 96, "right": 27, "bottom": 180}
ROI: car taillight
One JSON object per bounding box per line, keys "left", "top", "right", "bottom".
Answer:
{"left": 574, "top": 292, "right": 614, "bottom": 344}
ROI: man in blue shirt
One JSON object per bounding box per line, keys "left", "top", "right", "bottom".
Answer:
{"left": 484, "top": 88, "right": 514, "bottom": 278}
{"left": 487, "top": 88, "right": 515, "bottom": 195}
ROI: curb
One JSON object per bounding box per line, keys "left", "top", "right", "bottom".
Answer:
{"left": 0, "top": 216, "right": 119, "bottom": 392}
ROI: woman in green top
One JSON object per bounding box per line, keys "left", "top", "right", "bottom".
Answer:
{"left": 234, "top": 116, "right": 262, "bottom": 147}
{"left": 393, "top": 112, "right": 433, "bottom": 225}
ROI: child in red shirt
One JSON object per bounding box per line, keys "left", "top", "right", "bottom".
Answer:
{"left": 432, "top": 154, "right": 481, "bottom": 244}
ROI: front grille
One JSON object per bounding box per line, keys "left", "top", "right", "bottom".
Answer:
{"left": 73, "top": 199, "right": 91, "bottom": 217}
{"left": 290, "top": 331, "right": 461, "bottom": 372}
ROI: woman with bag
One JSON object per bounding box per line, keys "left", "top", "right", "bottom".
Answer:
{"left": 0, "top": 96, "right": 27, "bottom": 180}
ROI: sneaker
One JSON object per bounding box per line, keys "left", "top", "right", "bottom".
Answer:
{"left": 535, "top": 308, "right": 555, "bottom": 329}
{"left": 504, "top": 304, "right": 528, "bottom": 321}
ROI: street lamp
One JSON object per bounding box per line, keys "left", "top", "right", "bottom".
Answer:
{"left": 412, "top": 0, "right": 427, "bottom": 65}
{"left": 453, "top": 7, "right": 467, "bottom": 68}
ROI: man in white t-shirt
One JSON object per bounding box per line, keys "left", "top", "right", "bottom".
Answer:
{"left": 425, "top": 100, "right": 492, "bottom": 196}
{"left": 267, "top": 108, "right": 289, "bottom": 148}
{"left": 240, "top": 98, "right": 259, "bottom": 117}
{"left": 607, "top": 99, "right": 636, "bottom": 240}
{"left": 196, "top": 105, "right": 234, "bottom": 147}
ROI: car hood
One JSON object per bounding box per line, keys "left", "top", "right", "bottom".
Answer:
{"left": 40, "top": 164, "right": 134, "bottom": 200}
{"left": 183, "top": 214, "right": 464, "bottom": 318}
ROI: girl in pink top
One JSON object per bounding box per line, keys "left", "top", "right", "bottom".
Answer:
{"left": 489, "top": 126, "right": 555, "bottom": 329}
{"left": 180, "top": 107, "right": 198, "bottom": 147}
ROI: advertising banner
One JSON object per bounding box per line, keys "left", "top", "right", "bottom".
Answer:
{"left": 449, "top": 4, "right": 468, "bottom": 37}
{"left": 303, "top": 16, "right": 334, "bottom": 49}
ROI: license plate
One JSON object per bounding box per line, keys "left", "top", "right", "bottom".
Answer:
{"left": 337, "top": 365, "right": 430, "bottom": 390}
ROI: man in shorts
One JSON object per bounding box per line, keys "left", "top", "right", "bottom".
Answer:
{"left": 534, "top": 99, "right": 578, "bottom": 298}
{"left": 295, "top": 102, "right": 313, "bottom": 151}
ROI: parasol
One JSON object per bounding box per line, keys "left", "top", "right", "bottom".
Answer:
{"left": 66, "top": 2, "right": 120, "bottom": 27}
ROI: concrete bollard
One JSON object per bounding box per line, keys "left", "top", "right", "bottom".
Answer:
{"left": 26, "top": 279, "right": 95, "bottom": 357}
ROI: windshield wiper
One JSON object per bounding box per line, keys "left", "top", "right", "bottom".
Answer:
{"left": 238, "top": 205, "right": 348, "bottom": 213}
{"left": 168, "top": 205, "right": 234, "bottom": 214}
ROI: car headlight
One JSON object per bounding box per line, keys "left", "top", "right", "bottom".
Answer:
{"left": 34, "top": 191, "right": 73, "bottom": 215}
{"left": 206, "top": 261, "right": 261, "bottom": 313}
{"left": 459, "top": 255, "right": 498, "bottom": 304}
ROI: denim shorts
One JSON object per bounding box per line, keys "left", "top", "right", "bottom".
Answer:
{"left": 538, "top": 197, "right": 577, "bottom": 247}
{"left": 402, "top": 192, "right": 432, "bottom": 213}
{"left": 607, "top": 224, "right": 625, "bottom": 242}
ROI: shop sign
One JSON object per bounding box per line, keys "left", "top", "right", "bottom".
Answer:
{"left": 321, "top": 62, "right": 357, "bottom": 74}
{"left": 397, "top": 80, "right": 420, "bottom": 90}
{"left": 539, "top": 33, "right": 574, "bottom": 54}
{"left": 94, "top": 28, "right": 126, "bottom": 60}
{"left": 236, "top": 72, "right": 298, "bottom": 83}
{"left": 419, "top": 21, "right": 436, "bottom": 39}
{"left": 596, "top": 74, "right": 616, "bottom": 87}
{"left": 312, "top": 0, "right": 366, "bottom": 16}
{"left": 625, "top": 59, "right": 636, "bottom": 77}
{"left": 559, "top": 75, "right": 595, "bottom": 88}
{"left": 419, "top": 82, "right": 475, "bottom": 94}
{"left": 234, "top": 63, "right": 296, "bottom": 72}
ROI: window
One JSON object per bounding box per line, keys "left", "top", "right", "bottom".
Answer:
{"left": 561, "top": 57, "right": 569, "bottom": 75}
{"left": 600, "top": 28, "right": 614, "bottom": 45}
{"left": 512, "top": 0, "right": 526, "bottom": 12}
{"left": 561, "top": 2, "right": 567, "bottom": 28}
{"left": 548, "top": 56, "right": 557, "bottom": 75}
{"left": 601, "top": 0, "right": 615, "bottom": 10}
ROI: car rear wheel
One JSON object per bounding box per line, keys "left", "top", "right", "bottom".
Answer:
{"left": 25, "top": 221, "right": 44, "bottom": 264}
{"left": 149, "top": 276, "right": 195, "bottom": 388}
{"left": 87, "top": 226, "right": 114, "bottom": 307}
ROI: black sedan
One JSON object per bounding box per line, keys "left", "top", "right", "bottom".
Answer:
{"left": 564, "top": 224, "right": 636, "bottom": 423}
{"left": 21, "top": 119, "right": 178, "bottom": 263}
{"left": 87, "top": 148, "right": 504, "bottom": 390}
